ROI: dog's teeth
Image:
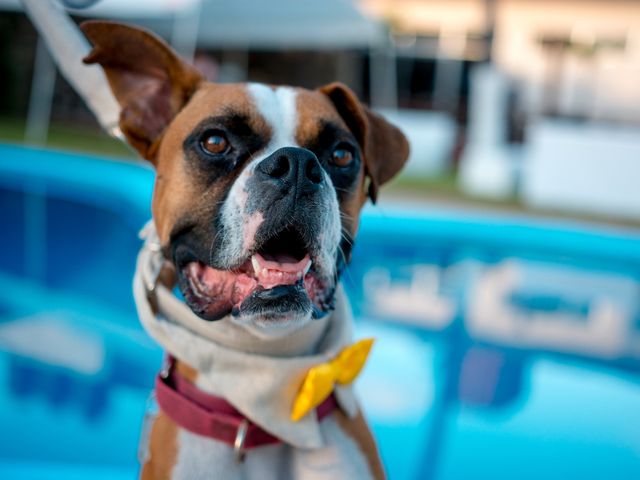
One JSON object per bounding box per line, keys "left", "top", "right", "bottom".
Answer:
{"left": 303, "top": 259, "right": 312, "bottom": 275}
{"left": 251, "top": 255, "right": 260, "bottom": 274}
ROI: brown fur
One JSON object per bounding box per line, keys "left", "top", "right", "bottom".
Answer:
{"left": 140, "top": 412, "right": 179, "bottom": 480}
{"left": 335, "top": 410, "right": 387, "bottom": 480}
{"left": 175, "top": 360, "right": 199, "bottom": 384}
{"left": 140, "top": 361, "right": 196, "bottom": 477}
{"left": 150, "top": 84, "right": 268, "bottom": 243}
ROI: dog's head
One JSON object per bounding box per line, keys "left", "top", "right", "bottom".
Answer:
{"left": 82, "top": 21, "right": 409, "bottom": 334}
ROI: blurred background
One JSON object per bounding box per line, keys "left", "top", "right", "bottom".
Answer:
{"left": 0, "top": 0, "right": 639, "bottom": 479}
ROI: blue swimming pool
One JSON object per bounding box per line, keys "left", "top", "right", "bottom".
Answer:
{"left": 1, "top": 144, "right": 639, "bottom": 479}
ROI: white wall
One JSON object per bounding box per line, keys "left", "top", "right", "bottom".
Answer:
{"left": 522, "top": 120, "right": 640, "bottom": 220}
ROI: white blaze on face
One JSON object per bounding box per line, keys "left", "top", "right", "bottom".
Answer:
{"left": 249, "top": 83, "right": 298, "bottom": 148}
{"left": 218, "top": 85, "right": 299, "bottom": 267}
{"left": 217, "top": 83, "right": 342, "bottom": 297}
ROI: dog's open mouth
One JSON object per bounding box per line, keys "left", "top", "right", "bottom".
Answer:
{"left": 177, "top": 227, "right": 332, "bottom": 321}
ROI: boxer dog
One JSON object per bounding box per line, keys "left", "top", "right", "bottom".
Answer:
{"left": 81, "top": 21, "right": 408, "bottom": 480}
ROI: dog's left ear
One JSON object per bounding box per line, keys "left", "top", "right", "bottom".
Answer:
{"left": 81, "top": 21, "right": 203, "bottom": 161}
{"left": 319, "top": 82, "right": 409, "bottom": 203}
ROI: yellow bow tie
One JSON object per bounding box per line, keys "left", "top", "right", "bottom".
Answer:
{"left": 291, "top": 338, "right": 374, "bottom": 422}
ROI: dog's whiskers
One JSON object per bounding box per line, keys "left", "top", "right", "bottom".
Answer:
{"left": 208, "top": 230, "right": 222, "bottom": 267}
{"left": 340, "top": 231, "right": 354, "bottom": 252}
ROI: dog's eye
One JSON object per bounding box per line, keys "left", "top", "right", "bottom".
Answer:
{"left": 200, "top": 131, "right": 230, "bottom": 155}
{"left": 331, "top": 145, "right": 355, "bottom": 167}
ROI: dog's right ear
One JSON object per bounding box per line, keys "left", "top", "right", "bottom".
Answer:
{"left": 81, "top": 21, "right": 203, "bottom": 161}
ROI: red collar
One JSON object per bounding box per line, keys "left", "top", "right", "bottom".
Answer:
{"left": 155, "top": 358, "right": 339, "bottom": 452}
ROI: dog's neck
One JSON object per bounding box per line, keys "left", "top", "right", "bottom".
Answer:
{"left": 194, "top": 315, "right": 331, "bottom": 358}
{"left": 134, "top": 229, "right": 360, "bottom": 449}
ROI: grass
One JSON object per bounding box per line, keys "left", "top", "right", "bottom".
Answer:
{"left": 383, "top": 172, "right": 640, "bottom": 230}
{"left": 0, "top": 116, "right": 135, "bottom": 159}
{"left": 387, "top": 172, "right": 520, "bottom": 208}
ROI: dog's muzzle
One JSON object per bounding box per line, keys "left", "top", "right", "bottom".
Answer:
{"left": 174, "top": 146, "right": 343, "bottom": 323}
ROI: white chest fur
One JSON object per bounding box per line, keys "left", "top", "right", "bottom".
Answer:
{"left": 171, "top": 416, "right": 373, "bottom": 480}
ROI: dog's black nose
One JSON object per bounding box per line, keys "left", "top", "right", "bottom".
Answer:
{"left": 256, "top": 147, "right": 324, "bottom": 195}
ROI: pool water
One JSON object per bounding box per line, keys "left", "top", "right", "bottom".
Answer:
{"left": 1, "top": 145, "right": 639, "bottom": 479}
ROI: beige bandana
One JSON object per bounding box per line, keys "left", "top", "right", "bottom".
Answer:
{"left": 132, "top": 223, "right": 358, "bottom": 449}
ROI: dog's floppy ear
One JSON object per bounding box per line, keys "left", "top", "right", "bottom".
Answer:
{"left": 81, "top": 21, "right": 203, "bottom": 161}
{"left": 319, "top": 82, "right": 409, "bottom": 203}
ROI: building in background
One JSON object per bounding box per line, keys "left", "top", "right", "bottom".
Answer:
{"left": 363, "top": 0, "right": 640, "bottom": 219}
{"left": 362, "top": 0, "right": 640, "bottom": 123}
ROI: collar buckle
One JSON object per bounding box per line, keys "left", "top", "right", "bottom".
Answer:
{"left": 233, "top": 419, "right": 250, "bottom": 463}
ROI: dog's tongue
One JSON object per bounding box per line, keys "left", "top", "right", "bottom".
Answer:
{"left": 184, "top": 253, "right": 313, "bottom": 318}
{"left": 251, "top": 253, "right": 312, "bottom": 289}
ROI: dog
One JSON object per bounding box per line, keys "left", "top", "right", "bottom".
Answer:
{"left": 81, "top": 20, "right": 408, "bottom": 480}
